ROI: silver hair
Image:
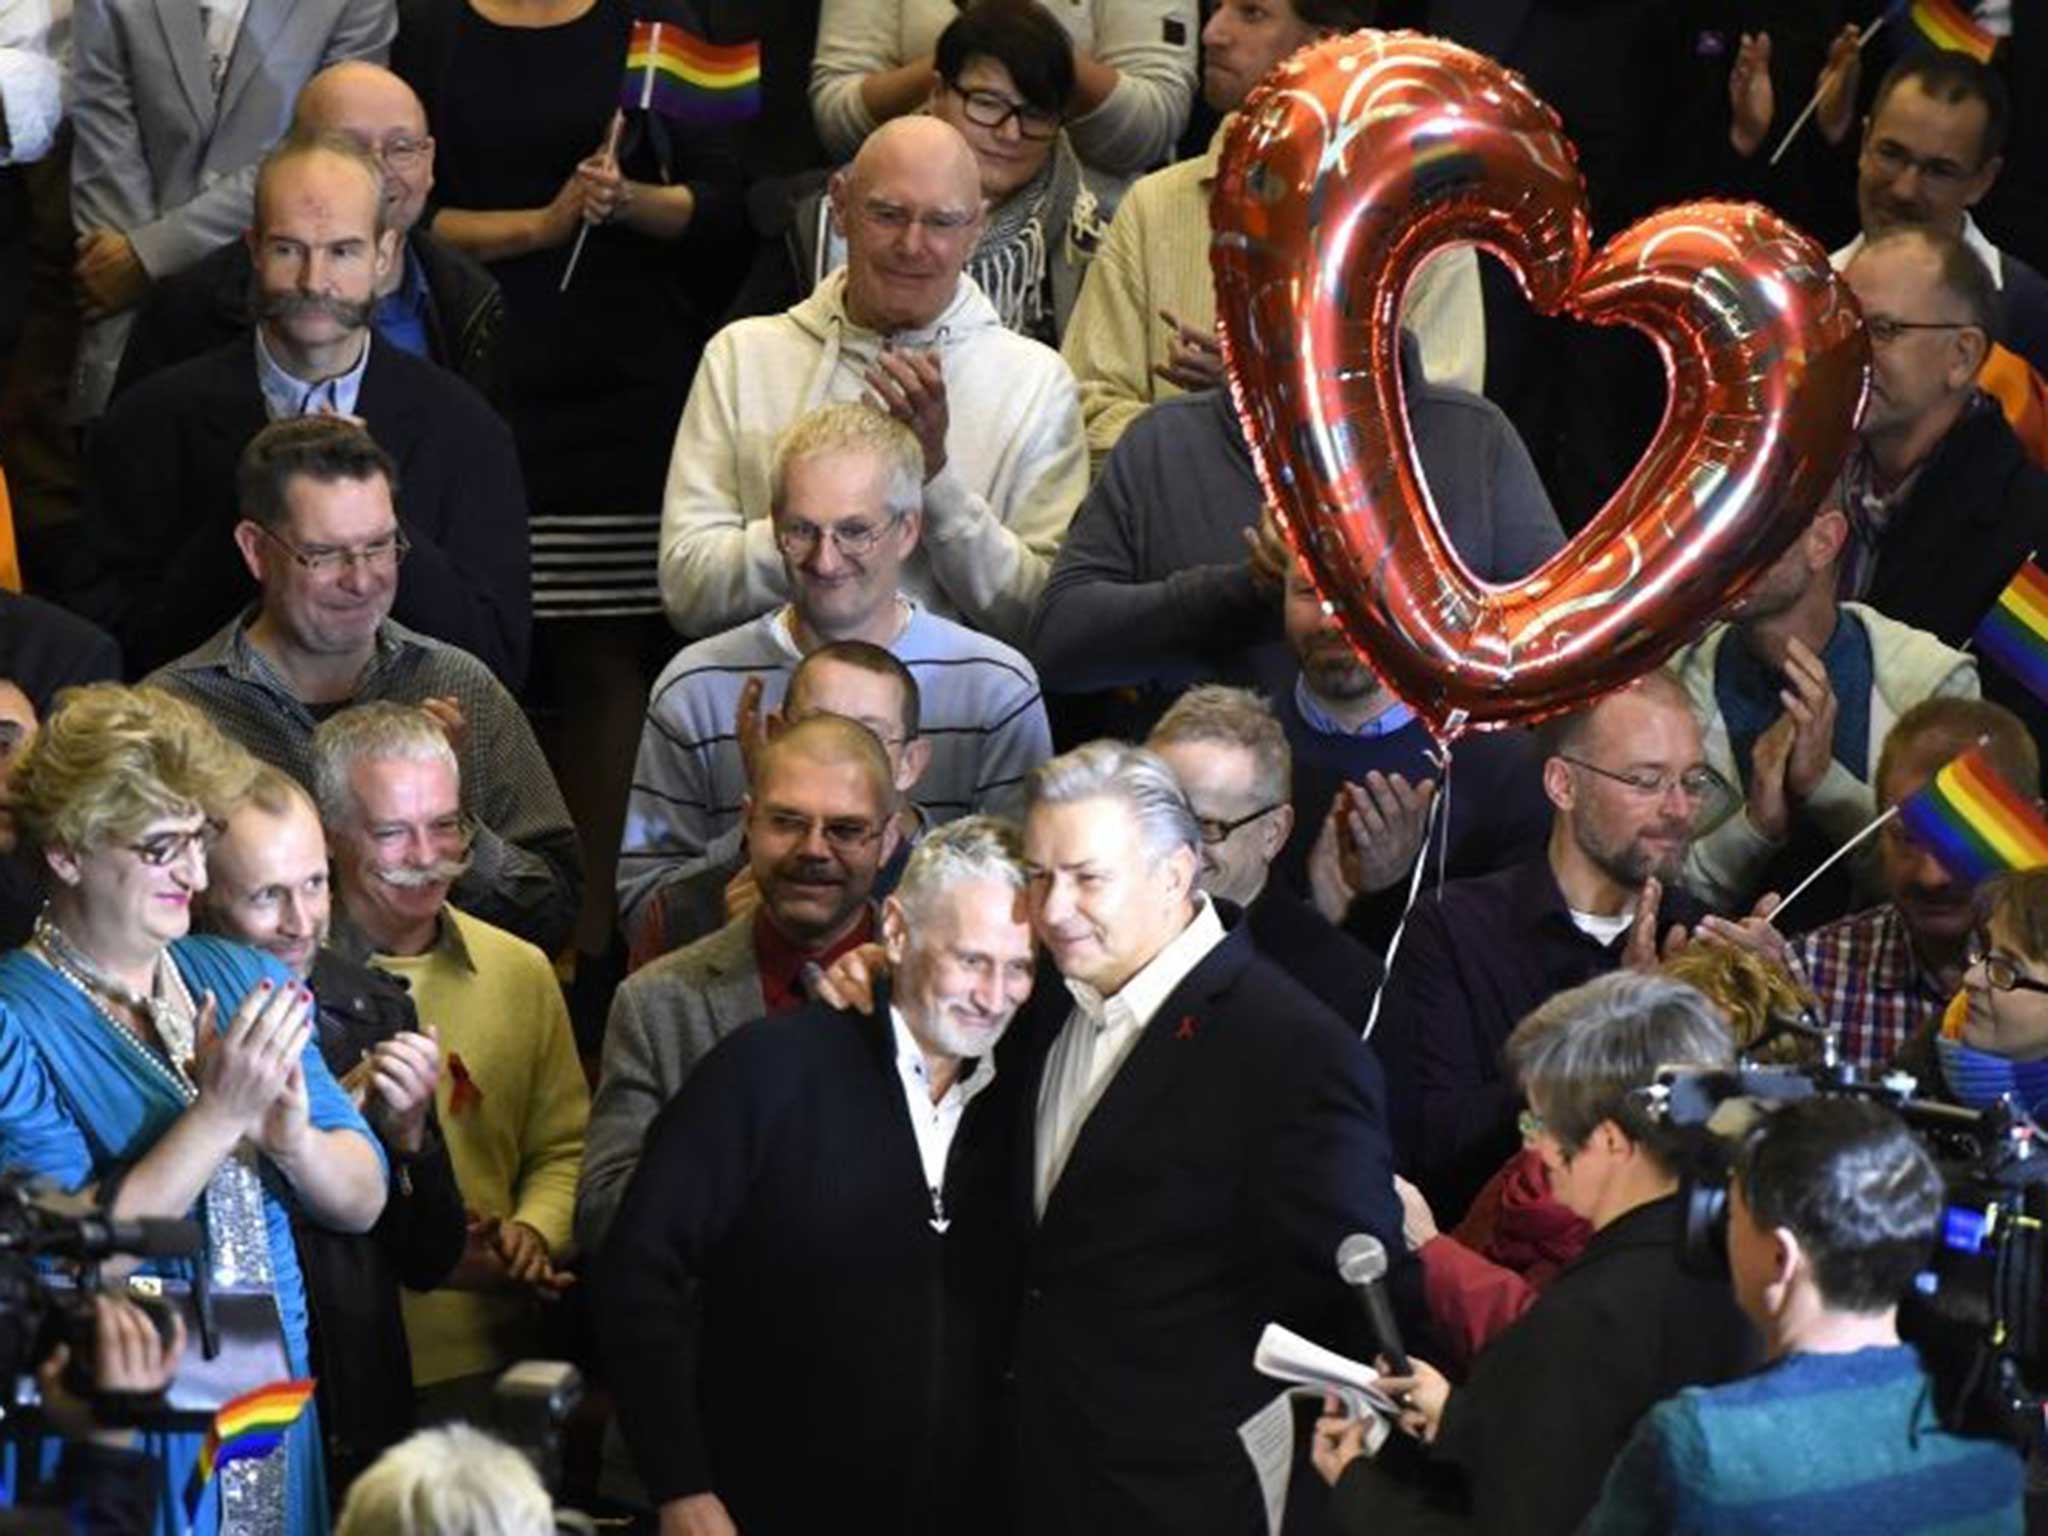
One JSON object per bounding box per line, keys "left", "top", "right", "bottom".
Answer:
{"left": 335, "top": 1424, "right": 554, "bottom": 1536}
{"left": 1149, "top": 685, "right": 1292, "bottom": 806}
{"left": 1505, "top": 971, "right": 1734, "bottom": 1173}
{"left": 769, "top": 400, "right": 923, "bottom": 526}
{"left": 310, "top": 701, "right": 458, "bottom": 830}
{"left": 892, "top": 814, "right": 1027, "bottom": 927}
{"left": 1025, "top": 739, "right": 1201, "bottom": 862}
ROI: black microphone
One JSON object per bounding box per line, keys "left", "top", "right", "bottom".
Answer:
{"left": 1335, "top": 1232, "right": 1410, "bottom": 1376}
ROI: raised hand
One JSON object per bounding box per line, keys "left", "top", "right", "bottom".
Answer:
{"left": 1153, "top": 308, "right": 1224, "bottom": 392}
{"left": 1746, "top": 713, "right": 1795, "bottom": 843}
{"left": 1341, "top": 774, "right": 1439, "bottom": 895}
{"left": 864, "top": 347, "right": 949, "bottom": 479}
{"left": 1727, "top": 31, "right": 1775, "bottom": 156}
{"left": 813, "top": 942, "right": 890, "bottom": 1013}
{"left": 364, "top": 1026, "right": 441, "bottom": 1155}
{"left": 1779, "top": 636, "right": 1838, "bottom": 805}
{"left": 1816, "top": 23, "right": 1863, "bottom": 147}
{"left": 1621, "top": 877, "right": 1690, "bottom": 970}
{"left": 191, "top": 982, "right": 313, "bottom": 1141}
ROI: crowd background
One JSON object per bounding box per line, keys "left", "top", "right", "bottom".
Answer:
{"left": 0, "top": 0, "right": 2046, "bottom": 1531}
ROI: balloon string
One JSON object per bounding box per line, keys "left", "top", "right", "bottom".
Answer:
{"left": 1362, "top": 740, "right": 1453, "bottom": 1043}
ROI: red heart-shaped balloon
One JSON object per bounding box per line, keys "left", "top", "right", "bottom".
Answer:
{"left": 1211, "top": 30, "right": 1870, "bottom": 735}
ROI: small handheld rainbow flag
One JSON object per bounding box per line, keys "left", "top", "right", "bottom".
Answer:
{"left": 1897, "top": 746, "right": 2048, "bottom": 885}
{"left": 619, "top": 20, "right": 760, "bottom": 124}
{"left": 1973, "top": 560, "right": 2048, "bottom": 705}
{"left": 1904, "top": 0, "right": 1998, "bottom": 63}
{"left": 184, "top": 1378, "right": 316, "bottom": 1518}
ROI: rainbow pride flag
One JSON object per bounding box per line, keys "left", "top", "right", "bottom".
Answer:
{"left": 619, "top": 20, "right": 760, "bottom": 124}
{"left": 1906, "top": 0, "right": 1998, "bottom": 63}
{"left": 184, "top": 1378, "right": 316, "bottom": 1518}
{"left": 1974, "top": 560, "right": 2048, "bottom": 705}
{"left": 1898, "top": 746, "right": 2048, "bottom": 885}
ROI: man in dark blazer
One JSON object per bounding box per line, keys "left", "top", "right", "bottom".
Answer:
{"left": 595, "top": 817, "right": 1035, "bottom": 1535}
{"left": 1008, "top": 741, "right": 1414, "bottom": 1535}
{"left": 112, "top": 62, "right": 508, "bottom": 407}
{"left": 1837, "top": 226, "right": 2048, "bottom": 753}
{"left": 78, "top": 133, "right": 529, "bottom": 686}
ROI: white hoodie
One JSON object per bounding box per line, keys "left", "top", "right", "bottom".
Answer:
{"left": 658, "top": 268, "right": 1088, "bottom": 646}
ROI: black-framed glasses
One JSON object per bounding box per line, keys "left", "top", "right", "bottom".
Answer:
{"left": 257, "top": 523, "right": 411, "bottom": 578}
{"left": 1558, "top": 755, "right": 1730, "bottom": 804}
{"left": 1968, "top": 932, "right": 2048, "bottom": 998}
{"left": 1196, "top": 803, "right": 1286, "bottom": 845}
{"left": 772, "top": 512, "right": 907, "bottom": 561}
{"left": 1864, "top": 138, "right": 1976, "bottom": 190}
{"left": 127, "top": 821, "right": 223, "bottom": 867}
{"left": 1864, "top": 316, "right": 1979, "bottom": 347}
{"left": 945, "top": 80, "right": 1061, "bottom": 141}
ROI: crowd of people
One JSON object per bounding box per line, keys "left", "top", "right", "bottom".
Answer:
{"left": 0, "top": 0, "right": 2046, "bottom": 1531}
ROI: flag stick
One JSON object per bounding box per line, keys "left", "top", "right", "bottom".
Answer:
{"left": 1768, "top": 804, "right": 1901, "bottom": 928}
{"left": 1770, "top": 13, "right": 1889, "bottom": 168}
{"left": 559, "top": 110, "right": 626, "bottom": 294}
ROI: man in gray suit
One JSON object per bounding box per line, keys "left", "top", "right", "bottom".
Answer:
{"left": 575, "top": 714, "right": 898, "bottom": 1253}
{"left": 66, "top": 0, "right": 393, "bottom": 414}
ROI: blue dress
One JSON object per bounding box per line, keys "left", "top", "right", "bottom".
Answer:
{"left": 0, "top": 936, "right": 384, "bottom": 1535}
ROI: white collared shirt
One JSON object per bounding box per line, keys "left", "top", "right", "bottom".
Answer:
{"left": 1033, "top": 895, "right": 1227, "bottom": 1216}
{"left": 889, "top": 1006, "right": 995, "bottom": 1227}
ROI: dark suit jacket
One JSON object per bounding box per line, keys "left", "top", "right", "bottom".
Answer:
{"left": 0, "top": 589, "right": 121, "bottom": 716}
{"left": 81, "top": 334, "right": 530, "bottom": 685}
{"left": 1246, "top": 883, "right": 1382, "bottom": 1031}
{"left": 1859, "top": 399, "right": 2048, "bottom": 755}
{"left": 1009, "top": 908, "right": 1416, "bottom": 1536}
{"left": 1329, "top": 1197, "right": 1758, "bottom": 1536}
{"left": 111, "top": 227, "right": 510, "bottom": 408}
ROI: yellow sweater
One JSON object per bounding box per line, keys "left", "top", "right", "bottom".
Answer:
{"left": 1059, "top": 119, "right": 1487, "bottom": 473}
{"left": 379, "top": 906, "right": 590, "bottom": 1387}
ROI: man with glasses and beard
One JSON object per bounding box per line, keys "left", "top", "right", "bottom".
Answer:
{"left": 580, "top": 714, "right": 900, "bottom": 1255}
{"left": 1371, "top": 674, "right": 1723, "bottom": 1219}
{"left": 312, "top": 701, "right": 588, "bottom": 1426}
{"left": 149, "top": 415, "right": 581, "bottom": 957}
{"left": 80, "top": 130, "right": 530, "bottom": 685}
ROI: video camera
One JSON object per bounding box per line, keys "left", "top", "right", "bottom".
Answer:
{"left": 1644, "top": 1063, "right": 2048, "bottom": 1448}
{"left": 0, "top": 1168, "right": 200, "bottom": 1430}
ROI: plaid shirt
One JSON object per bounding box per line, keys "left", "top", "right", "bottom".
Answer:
{"left": 1793, "top": 903, "right": 1951, "bottom": 1075}
{"left": 148, "top": 613, "right": 583, "bottom": 957}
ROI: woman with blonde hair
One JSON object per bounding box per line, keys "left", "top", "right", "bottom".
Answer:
{"left": 0, "top": 684, "right": 385, "bottom": 1535}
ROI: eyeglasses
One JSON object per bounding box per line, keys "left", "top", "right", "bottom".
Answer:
{"left": 945, "top": 81, "right": 1061, "bottom": 141}
{"left": 1967, "top": 932, "right": 2048, "bottom": 998}
{"left": 1864, "top": 138, "right": 1976, "bottom": 190}
{"left": 773, "top": 512, "right": 907, "bottom": 562}
{"left": 128, "top": 821, "right": 222, "bottom": 867}
{"left": 1196, "top": 803, "right": 1286, "bottom": 845}
{"left": 856, "top": 199, "right": 979, "bottom": 238}
{"left": 337, "top": 131, "right": 433, "bottom": 168}
{"left": 1864, "top": 315, "right": 1979, "bottom": 347}
{"left": 1559, "top": 755, "right": 1730, "bottom": 804}
{"left": 257, "top": 523, "right": 411, "bottom": 578}
{"left": 753, "top": 809, "right": 887, "bottom": 853}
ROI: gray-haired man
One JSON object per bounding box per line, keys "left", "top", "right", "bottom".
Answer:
{"left": 825, "top": 739, "right": 1415, "bottom": 1534}
{"left": 596, "top": 815, "right": 1036, "bottom": 1536}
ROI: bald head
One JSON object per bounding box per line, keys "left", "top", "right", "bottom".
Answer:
{"left": 830, "top": 117, "right": 987, "bottom": 333}
{"left": 292, "top": 62, "right": 435, "bottom": 235}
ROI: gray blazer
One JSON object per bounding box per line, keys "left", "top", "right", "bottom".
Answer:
{"left": 573, "top": 915, "right": 767, "bottom": 1257}
{"left": 66, "top": 0, "right": 395, "bottom": 412}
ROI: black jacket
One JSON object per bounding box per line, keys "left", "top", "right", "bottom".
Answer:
{"left": 296, "top": 948, "right": 466, "bottom": 1495}
{"left": 1008, "top": 908, "right": 1418, "bottom": 1536}
{"left": 1330, "top": 1196, "right": 1758, "bottom": 1536}
{"left": 595, "top": 983, "right": 1024, "bottom": 1534}
{"left": 1245, "top": 883, "right": 1382, "bottom": 1032}
{"left": 111, "top": 228, "right": 510, "bottom": 409}
{"left": 1372, "top": 857, "right": 1712, "bottom": 1220}
{"left": 80, "top": 333, "right": 531, "bottom": 686}
{"left": 1859, "top": 399, "right": 2048, "bottom": 755}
